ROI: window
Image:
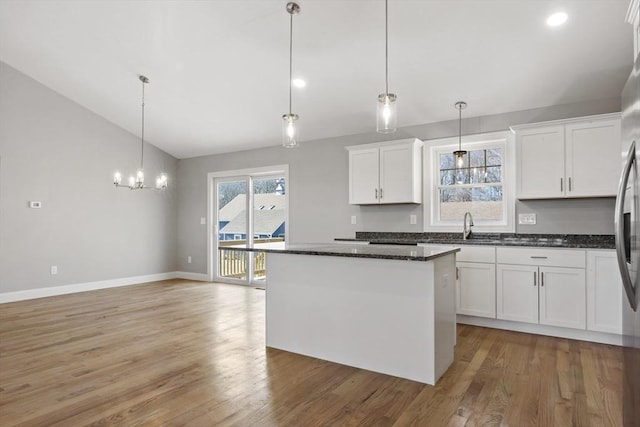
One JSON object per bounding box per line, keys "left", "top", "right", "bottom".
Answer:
{"left": 424, "top": 131, "right": 515, "bottom": 232}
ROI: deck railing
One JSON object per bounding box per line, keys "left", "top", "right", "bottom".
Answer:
{"left": 218, "top": 238, "right": 284, "bottom": 279}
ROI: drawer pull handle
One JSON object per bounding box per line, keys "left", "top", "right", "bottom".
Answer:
{"left": 530, "top": 256, "right": 548, "bottom": 259}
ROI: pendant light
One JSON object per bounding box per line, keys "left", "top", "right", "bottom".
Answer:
{"left": 282, "top": 2, "right": 300, "bottom": 148}
{"left": 377, "top": 0, "right": 397, "bottom": 133}
{"left": 453, "top": 101, "right": 467, "bottom": 168}
{"left": 113, "top": 75, "right": 168, "bottom": 190}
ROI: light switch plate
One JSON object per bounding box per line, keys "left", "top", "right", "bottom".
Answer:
{"left": 518, "top": 213, "right": 537, "bottom": 225}
{"left": 200, "top": 217, "right": 206, "bottom": 225}
{"left": 351, "top": 215, "right": 357, "bottom": 225}
{"left": 410, "top": 214, "right": 417, "bottom": 225}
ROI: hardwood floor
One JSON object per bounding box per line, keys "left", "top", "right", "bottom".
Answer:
{"left": 0, "top": 279, "right": 623, "bottom": 426}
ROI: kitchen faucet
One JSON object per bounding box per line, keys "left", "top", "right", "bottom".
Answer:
{"left": 463, "top": 211, "right": 474, "bottom": 240}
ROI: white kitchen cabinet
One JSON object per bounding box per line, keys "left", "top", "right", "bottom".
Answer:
{"left": 538, "top": 266, "right": 586, "bottom": 329}
{"left": 514, "top": 114, "right": 621, "bottom": 199}
{"left": 497, "top": 264, "right": 539, "bottom": 324}
{"left": 455, "top": 246, "right": 496, "bottom": 318}
{"left": 346, "top": 139, "right": 423, "bottom": 205}
{"left": 496, "top": 247, "right": 586, "bottom": 329}
{"left": 586, "top": 250, "right": 623, "bottom": 334}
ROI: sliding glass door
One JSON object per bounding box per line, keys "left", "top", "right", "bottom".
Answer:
{"left": 215, "top": 173, "right": 286, "bottom": 285}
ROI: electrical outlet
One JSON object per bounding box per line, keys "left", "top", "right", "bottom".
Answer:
{"left": 29, "top": 201, "right": 42, "bottom": 208}
{"left": 410, "top": 214, "right": 417, "bottom": 225}
{"left": 50, "top": 265, "right": 58, "bottom": 275}
{"left": 351, "top": 215, "right": 357, "bottom": 225}
{"left": 518, "top": 213, "right": 537, "bottom": 225}
{"left": 188, "top": 256, "right": 192, "bottom": 264}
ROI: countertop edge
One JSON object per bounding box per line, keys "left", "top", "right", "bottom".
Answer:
{"left": 229, "top": 245, "right": 460, "bottom": 262}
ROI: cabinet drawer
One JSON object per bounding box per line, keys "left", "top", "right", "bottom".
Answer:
{"left": 496, "top": 247, "right": 585, "bottom": 268}
{"left": 457, "top": 246, "right": 496, "bottom": 263}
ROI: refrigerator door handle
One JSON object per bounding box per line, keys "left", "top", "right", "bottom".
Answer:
{"left": 615, "top": 140, "right": 637, "bottom": 311}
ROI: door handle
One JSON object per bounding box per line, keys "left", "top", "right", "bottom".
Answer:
{"left": 568, "top": 177, "right": 572, "bottom": 192}
{"left": 541, "top": 271, "right": 544, "bottom": 287}
{"left": 615, "top": 140, "right": 637, "bottom": 311}
{"left": 456, "top": 267, "right": 459, "bottom": 280}
{"left": 560, "top": 177, "right": 563, "bottom": 192}
{"left": 533, "top": 272, "right": 537, "bottom": 287}
{"left": 375, "top": 188, "right": 378, "bottom": 199}
{"left": 380, "top": 188, "right": 383, "bottom": 199}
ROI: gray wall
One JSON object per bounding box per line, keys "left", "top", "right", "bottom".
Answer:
{"left": 0, "top": 62, "right": 178, "bottom": 293}
{"left": 177, "top": 97, "right": 620, "bottom": 274}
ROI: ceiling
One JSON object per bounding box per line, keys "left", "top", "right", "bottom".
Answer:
{"left": 0, "top": 0, "right": 633, "bottom": 159}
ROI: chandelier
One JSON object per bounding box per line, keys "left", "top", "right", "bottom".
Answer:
{"left": 113, "top": 75, "right": 168, "bottom": 190}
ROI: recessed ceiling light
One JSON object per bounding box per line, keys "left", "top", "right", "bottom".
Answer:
{"left": 292, "top": 78, "right": 306, "bottom": 88}
{"left": 546, "top": 12, "right": 568, "bottom": 27}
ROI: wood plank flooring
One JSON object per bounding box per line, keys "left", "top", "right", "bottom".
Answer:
{"left": 0, "top": 279, "right": 623, "bottom": 426}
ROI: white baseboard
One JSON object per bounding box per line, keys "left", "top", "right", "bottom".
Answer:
{"left": 0, "top": 272, "right": 178, "bottom": 304}
{"left": 457, "top": 315, "right": 624, "bottom": 346}
{"left": 175, "top": 271, "right": 210, "bottom": 281}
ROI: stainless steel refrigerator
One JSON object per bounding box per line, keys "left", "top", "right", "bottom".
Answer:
{"left": 616, "top": 49, "right": 640, "bottom": 426}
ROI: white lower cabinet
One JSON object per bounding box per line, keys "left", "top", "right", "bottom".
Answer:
{"left": 454, "top": 246, "right": 496, "bottom": 319}
{"left": 496, "top": 248, "right": 586, "bottom": 330}
{"left": 586, "top": 250, "right": 623, "bottom": 334}
{"left": 457, "top": 262, "right": 496, "bottom": 318}
{"left": 496, "top": 264, "right": 538, "bottom": 324}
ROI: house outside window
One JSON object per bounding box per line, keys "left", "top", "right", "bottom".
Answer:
{"left": 424, "top": 131, "right": 515, "bottom": 232}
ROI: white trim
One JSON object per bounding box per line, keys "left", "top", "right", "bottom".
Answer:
{"left": 423, "top": 131, "right": 515, "bottom": 233}
{"left": 207, "top": 164, "right": 289, "bottom": 283}
{"left": 0, "top": 272, "right": 177, "bottom": 304}
{"left": 457, "top": 315, "right": 624, "bottom": 346}
{"left": 509, "top": 112, "right": 621, "bottom": 133}
{"left": 175, "top": 271, "right": 210, "bottom": 281}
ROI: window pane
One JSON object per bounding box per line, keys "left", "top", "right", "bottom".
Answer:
{"left": 455, "top": 169, "right": 469, "bottom": 184}
{"left": 440, "top": 169, "right": 456, "bottom": 185}
{"left": 440, "top": 153, "right": 455, "bottom": 170}
{"left": 487, "top": 148, "right": 502, "bottom": 166}
{"left": 470, "top": 150, "right": 484, "bottom": 167}
{"left": 484, "top": 166, "right": 502, "bottom": 183}
{"left": 439, "top": 185, "right": 503, "bottom": 221}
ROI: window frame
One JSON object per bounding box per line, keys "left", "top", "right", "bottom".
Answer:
{"left": 423, "top": 131, "right": 515, "bottom": 233}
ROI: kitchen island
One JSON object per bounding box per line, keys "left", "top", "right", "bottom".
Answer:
{"left": 236, "top": 244, "right": 460, "bottom": 385}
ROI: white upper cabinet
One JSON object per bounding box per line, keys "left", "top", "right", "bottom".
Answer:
{"left": 513, "top": 113, "right": 621, "bottom": 199}
{"left": 347, "top": 139, "right": 423, "bottom": 205}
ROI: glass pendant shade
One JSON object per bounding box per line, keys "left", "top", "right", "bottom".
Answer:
{"left": 282, "top": 113, "right": 299, "bottom": 148}
{"left": 377, "top": 93, "right": 397, "bottom": 133}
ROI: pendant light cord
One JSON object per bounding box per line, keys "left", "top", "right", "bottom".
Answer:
{"left": 458, "top": 104, "right": 462, "bottom": 150}
{"left": 385, "top": 0, "right": 389, "bottom": 96}
{"left": 288, "top": 11, "right": 293, "bottom": 115}
{"left": 140, "top": 78, "right": 145, "bottom": 171}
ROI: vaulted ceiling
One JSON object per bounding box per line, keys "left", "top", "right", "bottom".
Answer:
{"left": 0, "top": 0, "right": 633, "bottom": 158}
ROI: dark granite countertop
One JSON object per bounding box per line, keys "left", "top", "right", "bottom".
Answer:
{"left": 335, "top": 232, "right": 615, "bottom": 249}
{"left": 229, "top": 243, "right": 460, "bottom": 262}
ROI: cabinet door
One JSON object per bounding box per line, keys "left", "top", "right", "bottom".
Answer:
{"left": 586, "top": 251, "right": 622, "bottom": 334}
{"left": 517, "top": 126, "right": 565, "bottom": 199}
{"left": 565, "top": 119, "right": 621, "bottom": 197}
{"left": 379, "top": 143, "right": 421, "bottom": 204}
{"left": 539, "top": 267, "right": 586, "bottom": 329}
{"left": 497, "top": 264, "right": 539, "bottom": 324}
{"left": 349, "top": 148, "right": 379, "bottom": 204}
{"left": 457, "top": 262, "right": 496, "bottom": 318}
